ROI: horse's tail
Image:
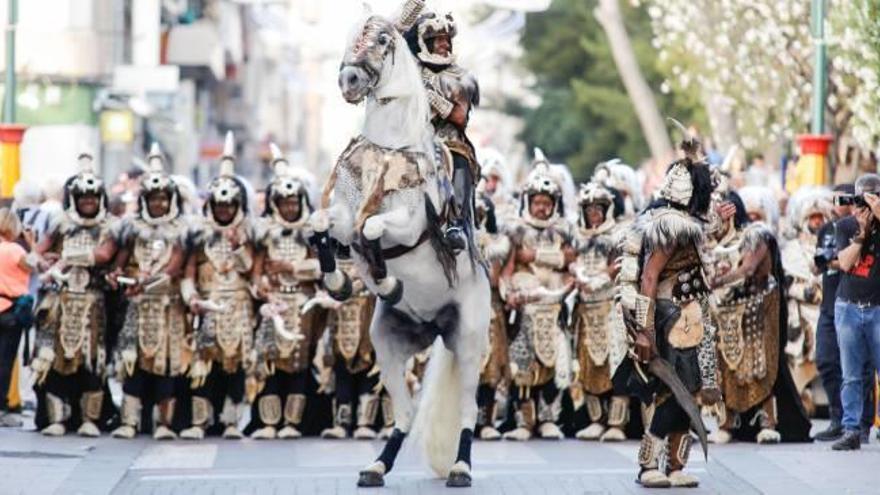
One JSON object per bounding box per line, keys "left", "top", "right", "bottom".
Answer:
{"left": 411, "top": 338, "right": 461, "bottom": 478}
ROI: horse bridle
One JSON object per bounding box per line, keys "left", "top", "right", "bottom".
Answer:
{"left": 343, "top": 29, "right": 397, "bottom": 100}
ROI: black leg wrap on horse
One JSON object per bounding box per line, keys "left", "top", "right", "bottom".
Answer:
{"left": 327, "top": 273, "right": 353, "bottom": 302}
{"left": 310, "top": 232, "right": 336, "bottom": 273}
{"left": 366, "top": 238, "right": 388, "bottom": 281}
{"left": 377, "top": 428, "right": 407, "bottom": 473}
{"left": 455, "top": 428, "right": 474, "bottom": 467}
{"left": 379, "top": 279, "right": 404, "bottom": 305}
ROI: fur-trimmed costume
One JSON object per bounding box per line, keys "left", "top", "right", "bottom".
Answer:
{"left": 711, "top": 223, "right": 783, "bottom": 442}
{"left": 111, "top": 145, "right": 191, "bottom": 440}
{"left": 112, "top": 216, "right": 191, "bottom": 438}
{"left": 614, "top": 135, "right": 718, "bottom": 488}
{"left": 249, "top": 149, "right": 326, "bottom": 440}
{"left": 617, "top": 204, "right": 718, "bottom": 487}
{"left": 180, "top": 222, "right": 256, "bottom": 439}
{"left": 249, "top": 219, "right": 324, "bottom": 439}
{"left": 473, "top": 194, "right": 511, "bottom": 440}
{"left": 501, "top": 165, "right": 574, "bottom": 441}
{"left": 31, "top": 153, "right": 114, "bottom": 437}
{"left": 780, "top": 189, "right": 833, "bottom": 413}
{"left": 570, "top": 182, "right": 629, "bottom": 442}
{"left": 320, "top": 257, "right": 383, "bottom": 440}
{"left": 178, "top": 133, "right": 257, "bottom": 440}
{"left": 709, "top": 218, "right": 812, "bottom": 444}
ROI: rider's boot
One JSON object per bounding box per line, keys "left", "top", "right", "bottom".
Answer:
{"left": 444, "top": 156, "right": 473, "bottom": 252}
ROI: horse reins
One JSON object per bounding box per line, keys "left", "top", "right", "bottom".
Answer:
{"left": 351, "top": 229, "right": 431, "bottom": 261}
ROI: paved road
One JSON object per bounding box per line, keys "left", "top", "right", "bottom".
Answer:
{"left": 1, "top": 420, "right": 878, "bottom": 495}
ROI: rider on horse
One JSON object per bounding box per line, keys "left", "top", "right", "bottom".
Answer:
{"left": 404, "top": 10, "right": 480, "bottom": 253}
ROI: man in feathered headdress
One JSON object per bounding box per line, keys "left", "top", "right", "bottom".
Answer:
{"left": 570, "top": 181, "right": 630, "bottom": 442}
{"left": 248, "top": 144, "right": 325, "bottom": 440}
{"left": 108, "top": 143, "right": 191, "bottom": 440}
{"left": 614, "top": 130, "right": 719, "bottom": 488}
{"left": 499, "top": 163, "right": 576, "bottom": 441}
{"left": 780, "top": 188, "right": 835, "bottom": 415}
{"left": 29, "top": 150, "right": 116, "bottom": 437}
{"left": 179, "top": 133, "right": 256, "bottom": 440}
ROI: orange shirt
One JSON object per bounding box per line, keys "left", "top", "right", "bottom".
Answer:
{"left": 0, "top": 241, "right": 29, "bottom": 313}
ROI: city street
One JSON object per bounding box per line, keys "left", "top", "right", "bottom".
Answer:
{"left": 2, "top": 1, "right": 880, "bottom": 495}
{"left": 1, "top": 420, "right": 877, "bottom": 495}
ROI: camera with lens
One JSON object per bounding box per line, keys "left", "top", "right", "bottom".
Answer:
{"left": 813, "top": 228, "right": 838, "bottom": 270}
{"left": 834, "top": 194, "right": 867, "bottom": 208}
{"left": 814, "top": 246, "right": 837, "bottom": 268}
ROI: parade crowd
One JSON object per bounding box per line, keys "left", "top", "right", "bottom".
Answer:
{"left": 0, "top": 138, "right": 877, "bottom": 451}
{"left": 0, "top": 2, "right": 879, "bottom": 490}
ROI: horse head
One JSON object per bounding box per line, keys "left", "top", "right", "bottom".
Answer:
{"left": 339, "top": 15, "right": 399, "bottom": 104}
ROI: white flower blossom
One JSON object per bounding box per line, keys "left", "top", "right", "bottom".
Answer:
{"left": 644, "top": 0, "right": 880, "bottom": 151}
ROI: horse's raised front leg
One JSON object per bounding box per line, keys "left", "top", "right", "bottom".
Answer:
{"left": 361, "top": 205, "right": 421, "bottom": 305}
{"left": 310, "top": 204, "right": 353, "bottom": 301}
{"left": 357, "top": 306, "right": 420, "bottom": 488}
{"left": 362, "top": 204, "right": 424, "bottom": 247}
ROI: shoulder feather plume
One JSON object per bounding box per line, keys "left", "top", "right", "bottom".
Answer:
{"left": 641, "top": 208, "right": 704, "bottom": 254}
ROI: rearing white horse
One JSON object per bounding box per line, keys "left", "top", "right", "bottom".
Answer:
{"left": 309, "top": 7, "right": 490, "bottom": 489}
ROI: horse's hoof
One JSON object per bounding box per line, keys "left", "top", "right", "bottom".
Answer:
{"left": 446, "top": 470, "right": 472, "bottom": 488}
{"left": 357, "top": 471, "right": 385, "bottom": 487}
{"left": 377, "top": 278, "right": 403, "bottom": 305}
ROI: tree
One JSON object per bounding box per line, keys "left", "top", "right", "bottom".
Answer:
{"left": 644, "top": 0, "right": 880, "bottom": 156}
{"left": 514, "top": 0, "right": 702, "bottom": 180}
{"left": 838, "top": 0, "right": 880, "bottom": 151}
{"left": 594, "top": 0, "right": 672, "bottom": 163}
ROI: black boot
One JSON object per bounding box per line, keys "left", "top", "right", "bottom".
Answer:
{"left": 814, "top": 422, "right": 844, "bottom": 441}
{"left": 831, "top": 430, "right": 861, "bottom": 451}
{"left": 445, "top": 153, "right": 473, "bottom": 253}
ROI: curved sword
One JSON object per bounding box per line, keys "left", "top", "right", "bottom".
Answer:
{"left": 625, "top": 309, "right": 709, "bottom": 460}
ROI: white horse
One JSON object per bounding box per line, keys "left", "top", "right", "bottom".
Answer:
{"left": 309, "top": 9, "right": 490, "bottom": 489}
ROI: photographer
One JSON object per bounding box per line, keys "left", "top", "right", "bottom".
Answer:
{"left": 814, "top": 185, "right": 876, "bottom": 441}
{"left": 832, "top": 174, "right": 880, "bottom": 450}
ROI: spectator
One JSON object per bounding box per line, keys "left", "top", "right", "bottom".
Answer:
{"left": 832, "top": 174, "right": 880, "bottom": 450}
{"left": 0, "top": 208, "right": 38, "bottom": 427}
{"left": 814, "top": 184, "right": 877, "bottom": 442}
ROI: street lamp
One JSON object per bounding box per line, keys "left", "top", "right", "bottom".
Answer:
{"left": 792, "top": 0, "right": 832, "bottom": 188}
{"left": 0, "top": 0, "right": 25, "bottom": 198}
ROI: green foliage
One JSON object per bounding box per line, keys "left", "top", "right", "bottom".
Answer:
{"left": 515, "top": 0, "right": 703, "bottom": 181}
